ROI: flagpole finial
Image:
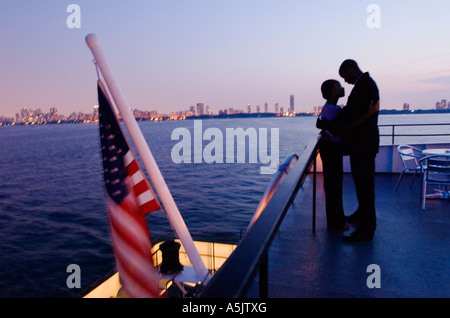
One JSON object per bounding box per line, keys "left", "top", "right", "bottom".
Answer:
{"left": 85, "top": 33, "right": 99, "bottom": 49}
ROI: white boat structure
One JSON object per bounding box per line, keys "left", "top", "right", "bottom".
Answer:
{"left": 81, "top": 240, "right": 237, "bottom": 298}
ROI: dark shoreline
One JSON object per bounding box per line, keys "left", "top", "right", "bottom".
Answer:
{"left": 1, "top": 108, "right": 449, "bottom": 126}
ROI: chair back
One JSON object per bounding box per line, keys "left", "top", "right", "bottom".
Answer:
{"left": 424, "top": 155, "right": 450, "bottom": 183}
{"left": 397, "top": 145, "right": 422, "bottom": 170}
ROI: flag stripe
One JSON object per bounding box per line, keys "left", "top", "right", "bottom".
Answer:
{"left": 110, "top": 216, "right": 154, "bottom": 273}
{"left": 111, "top": 225, "right": 153, "bottom": 275}
{"left": 109, "top": 195, "right": 149, "bottom": 231}
{"left": 108, "top": 202, "right": 151, "bottom": 257}
{"left": 123, "top": 151, "right": 134, "bottom": 166}
{"left": 130, "top": 171, "right": 144, "bottom": 186}
{"left": 139, "top": 200, "right": 160, "bottom": 216}
{"left": 134, "top": 179, "right": 150, "bottom": 197}
{"left": 115, "top": 256, "right": 158, "bottom": 298}
{"left": 137, "top": 190, "right": 155, "bottom": 205}
{"left": 113, "top": 235, "right": 159, "bottom": 297}
{"left": 126, "top": 159, "right": 140, "bottom": 176}
{"left": 123, "top": 154, "right": 159, "bottom": 216}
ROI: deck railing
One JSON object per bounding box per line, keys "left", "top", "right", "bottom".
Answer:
{"left": 379, "top": 123, "right": 450, "bottom": 145}
{"left": 200, "top": 135, "right": 321, "bottom": 298}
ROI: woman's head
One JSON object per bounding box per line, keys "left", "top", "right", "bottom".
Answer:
{"left": 321, "top": 80, "right": 345, "bottom": 100}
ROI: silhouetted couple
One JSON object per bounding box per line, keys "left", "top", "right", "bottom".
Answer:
{"left": 317, "top": 59, "right": 380, "bottom": 242}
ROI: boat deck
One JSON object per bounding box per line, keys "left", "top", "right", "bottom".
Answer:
{"left": 246, "top": 172, "right": 449, "bottom": 298}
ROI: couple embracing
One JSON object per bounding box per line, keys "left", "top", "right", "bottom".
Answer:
{"left": 317, "top": 59, "right": 380, "bottom": 242}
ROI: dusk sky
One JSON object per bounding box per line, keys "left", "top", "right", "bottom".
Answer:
{"left": 1, "top": 0, "right": 450, "bottom": 118}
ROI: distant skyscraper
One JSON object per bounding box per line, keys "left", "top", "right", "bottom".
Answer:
{"left": 247, "top": 104, "right": 251, "bottom": 113}
{"left": 264, "top": 103, "right": 268, "bottom": 113}
{"left": 50, "top": 107, "right": 58, "bottom": 122}
{"left": 403, "top": 103, "right": 410, "bottom": 111}
{"left": 289, "top": 95, "right": 295, "bottom": 114}
{"left": 275, "top": 103, "right": 279, "bottom": 114}
{"left": 206, "top": 105, "right": 210, "bottom": 115}
{"left": 441, "top": 99, "right": 447, "bottom": 110}
{"left": 93, "top": 105, "right": 99, "bottom": 121}
{"left": 196, "top": 101, "right": 204, "bottom": 116}
{"left": 316, "top": 105, "right": 323, "bottom": 114}
{"left": 256, "top": 104, "right": 260, "bottom": 113}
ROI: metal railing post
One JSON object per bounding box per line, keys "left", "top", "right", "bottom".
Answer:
{"left": 259, "top": 253, "right": 268, "bottom": 298}
{"left": 392, "top": 125, "right": 395, "bottom": 145}
{"left": 312, "top": 153, "right": 317, "bottom": 233}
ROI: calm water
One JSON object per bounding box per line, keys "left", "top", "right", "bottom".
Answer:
{"left": 0, "top": 114, "right": 449, "bottom": 297}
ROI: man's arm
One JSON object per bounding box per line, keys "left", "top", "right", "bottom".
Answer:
{"left": 316, "top": 116, "right": 327, "bottom": 130}
{"left": 325, "top": 76, "right": 378, "bottom": 134}
{"left": 344, "top": 100, "right": 379, "bottom": 131}
{"left": 317, "top": 99, "right": 379, "bottom": 132}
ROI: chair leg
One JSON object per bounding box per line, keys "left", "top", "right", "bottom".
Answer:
{"left": 395, "top": 171, "right": 405, "bottom": 191}
{"left": 421, "top": 180, "right": 426, "bottom": 210}
{"left": 409, "top": 170, "right": 417, "bottom": 187}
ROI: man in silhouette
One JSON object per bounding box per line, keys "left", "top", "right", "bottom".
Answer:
{"left": 317, "top": 59, "right": 380, "bottom": 242}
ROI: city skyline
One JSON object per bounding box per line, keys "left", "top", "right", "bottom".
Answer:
{"left": 2, "top": 1, "right": 450, "bottom": 118}
{"left": 2, "top": 91, "right": 450, "bottom": 124}
{"left": 0, "top": 95, "right": 295, "bottom": 124}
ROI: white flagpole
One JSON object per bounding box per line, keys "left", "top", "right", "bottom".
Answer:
{"left": 85, "top": 34, "right": 209, "bottom": 281}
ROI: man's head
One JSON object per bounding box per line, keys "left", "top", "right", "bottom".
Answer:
{"left": 339, "top": 59, "right": 363, "bottom": 85}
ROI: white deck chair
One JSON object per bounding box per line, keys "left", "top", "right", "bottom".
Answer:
{"left": 419, "top": 154, "right": 450, "bottom": 210}
{"left": 395, "top": 144, "right": 425, "bottom": 191}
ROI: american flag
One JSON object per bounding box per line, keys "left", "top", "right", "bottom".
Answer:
{"left": 98, "top": 80, "right": 161, "bottom": 298}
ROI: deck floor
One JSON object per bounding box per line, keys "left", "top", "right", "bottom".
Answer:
{"left": 247, "top": 173, "right": 449, "bottom": 298}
